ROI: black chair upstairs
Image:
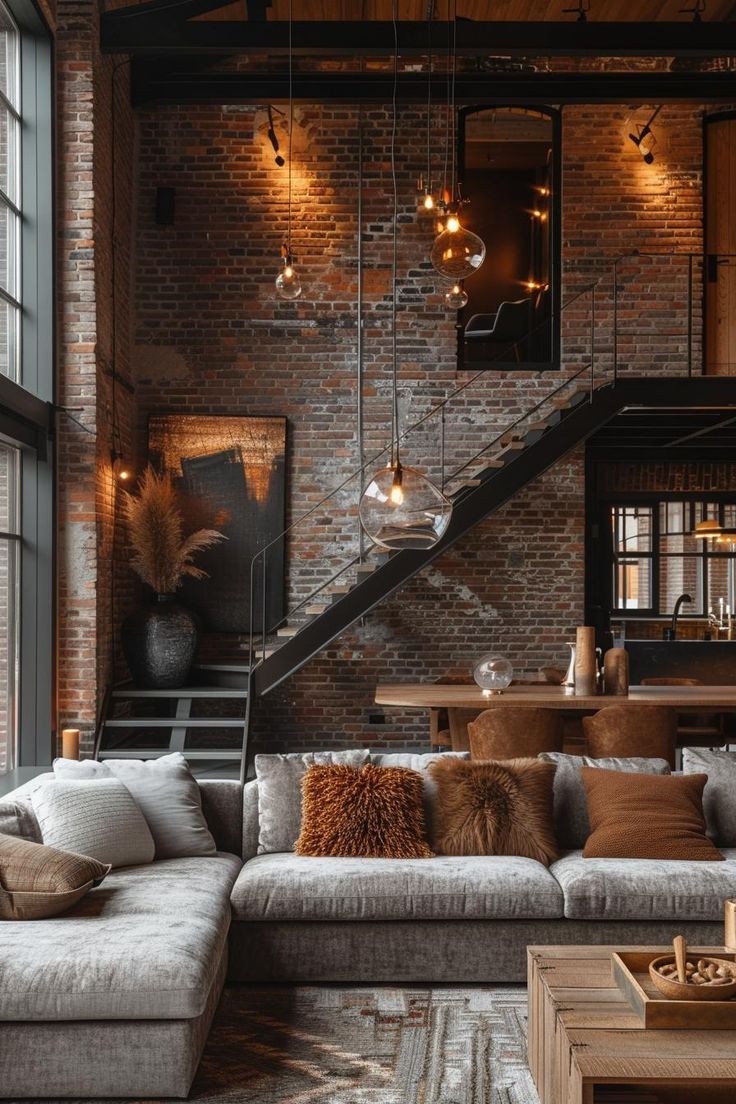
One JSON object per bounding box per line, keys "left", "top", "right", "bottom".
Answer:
{"left": 464, "top": 297, "right": 531, "bottom": 362}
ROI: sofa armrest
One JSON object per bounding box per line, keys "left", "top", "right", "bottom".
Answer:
{"left": 243, "top": 779, "right": 259, "bottom": 860}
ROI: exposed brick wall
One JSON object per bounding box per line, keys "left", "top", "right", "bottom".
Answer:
{"left": 56, "top": 0, "right": 135, "bottom": 758}
{"left": 127, "top": 98, "right": 706, "bottom": 751}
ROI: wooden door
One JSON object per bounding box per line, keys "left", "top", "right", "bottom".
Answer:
{"left": 706, "top": 115, "right": 736, "bottom": 375}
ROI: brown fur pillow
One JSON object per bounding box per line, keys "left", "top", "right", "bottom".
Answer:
{"left": 295, "top": 763, "right": 433, "bottom": 859}
{"left": 428, "top": 757, "right": 558, "bottom": 864}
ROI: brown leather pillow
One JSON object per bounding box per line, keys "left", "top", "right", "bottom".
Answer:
{"left": 295, "top": 763, "right": 433, "bottom": 859}
{"left": 0, "top": 832, "right": 110, "bottom": 920}
{"left": 427, "top": 757, "right": 558, "bottom": 864}
{"left": 581, "top": 767, "right": 724, "bottom": 861}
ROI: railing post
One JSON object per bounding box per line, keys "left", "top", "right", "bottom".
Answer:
{"left": 440, "top": 405, "right": 446, "bottom": 492}
{"left": 590, "top": 282, "right": 596, "bottom": 399}
{"left": 612, "top": 257, "right": 618, "bottom": 385}
{"left": 687, "top": 252, "right": 693, "bottom": 378}
{"left": 261, "top": 550, "right": 267, "bottom": 666}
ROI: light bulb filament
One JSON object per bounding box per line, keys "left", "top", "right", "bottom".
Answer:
{"left": 423, "top": 193, "right": 435, "bottom": 210}
{"left": 446, "top": 213, "right": 460, "bottom": 233}
{"left": 390, "top": 464, "right": 404, "bottom": 506}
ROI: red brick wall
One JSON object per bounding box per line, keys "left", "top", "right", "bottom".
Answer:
{"left": 126, "top": 99, "right": 705, "bottom": 751}
{"left": 56, "top": 0, "right": 135, "bottom": 757}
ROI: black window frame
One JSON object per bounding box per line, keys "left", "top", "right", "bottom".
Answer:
{"left": 0, "top": 0, "right": 53, "bottom": 775}
{"left": 605, "top": 494, "right": 736, "bottom": 620}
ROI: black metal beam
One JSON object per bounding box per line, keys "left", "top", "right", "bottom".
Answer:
{"left": 130, "top": 66, "right": 736, "bottom": 106}
{"left": 102, "top": 18, "right": 736, "bottom": 57}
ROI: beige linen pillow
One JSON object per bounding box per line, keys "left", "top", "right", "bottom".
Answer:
{"left": 0, "top": 832, "right": 110, "bottom": 920}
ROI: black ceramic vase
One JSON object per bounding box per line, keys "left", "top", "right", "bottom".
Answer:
{"left": 121, "top": 594, "right": 199, "bottom": 689}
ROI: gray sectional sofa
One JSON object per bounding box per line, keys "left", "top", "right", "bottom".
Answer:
{"left": 1, "top": 766, "right": 734, "bottom": 1098}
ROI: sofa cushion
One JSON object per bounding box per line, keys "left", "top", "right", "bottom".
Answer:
{"left": 539, "top": 752, "right": 671, "bottom": 849}
{"left": 255, "top": 750, "right": 370, "bottom": 854}
{"left": 53, "top": 753, "right": 217, "bottom": 859}
{"left": 682, "top": 747, "right": 736, "bottom": 846}
{"left": 33, "top": 778, "right": 156, "bottom": 868}
{"left": 551, "top": 848, "right": 736, "bottom": 921}
{"left": 230, "top": 852, "right": 564, "bottom": 922}
{"left": 0, "top": 852, "right": 241, "bottom": 1021}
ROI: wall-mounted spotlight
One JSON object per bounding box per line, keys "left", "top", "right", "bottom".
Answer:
{"left": 112, "top": 451, "right": 134, "bottom": 485}
{"left": 628, "top": 105, "right": 663, "bottom": 165}
{"left": 267, "top": 105, "right": 286, "bottom": 167}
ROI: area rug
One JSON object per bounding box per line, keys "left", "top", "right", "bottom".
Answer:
{"left": 189, "top": 985, "right": 538, "bottom": 1104}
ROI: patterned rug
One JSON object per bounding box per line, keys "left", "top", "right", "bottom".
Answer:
{"left": 188, "top": 985, "right": 539, "bottom": 1104}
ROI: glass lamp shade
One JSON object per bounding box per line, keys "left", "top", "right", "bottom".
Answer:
{"left": 275, "top": 264, "right": 302, "bottom": 300}
{"left": 431, "top": 224, "right": 486, "bottom": 280}
{"left": 359, "top": 465, "right": 453, "bottom": 552}
{"left": 445, "top": 282, "right": 469, "bottom": 309}
{"left": 473, "top": 653, "right": 514, "bottom": 696}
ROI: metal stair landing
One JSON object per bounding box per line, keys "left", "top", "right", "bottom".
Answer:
{"left": 95, "top": 683, "right": 249, "bottom": 776}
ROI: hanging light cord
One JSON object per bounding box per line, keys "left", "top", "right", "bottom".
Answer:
{"left": 425, "top": 9, "right": 432, "bottom": 198}
{"left": 441, "top": 0, "right": 452, "bottom": 200}
{"left": 287, "top": 0, "right": 293, "bottom": 256}
{"left": 450, "top": 0, "right": 457, "bottom": 202}
{"left": 390, "top": 0, "right": 400, "bottom": 470}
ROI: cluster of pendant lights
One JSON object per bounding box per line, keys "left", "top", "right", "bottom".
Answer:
{"left": 275, "top": 2, "right": 486, "bottom": 552}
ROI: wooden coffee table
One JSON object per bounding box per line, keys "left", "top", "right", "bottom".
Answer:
{"left": 527, "top": 945, "right": 736, "bottom": 1104}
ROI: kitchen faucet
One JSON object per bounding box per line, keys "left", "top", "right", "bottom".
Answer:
{"left": 664, "top": 593, "right": 693, "bottom": 640}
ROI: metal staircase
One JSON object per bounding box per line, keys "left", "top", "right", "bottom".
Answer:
{"left": 95, "top": 254, "right": 736, "bottom": 776}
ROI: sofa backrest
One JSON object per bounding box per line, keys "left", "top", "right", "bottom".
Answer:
{"left": 199, "top": 779, "right": 243, "bottom": 856}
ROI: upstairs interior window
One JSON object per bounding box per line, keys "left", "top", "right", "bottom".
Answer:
{"left": 457, "top": 106, "right": 559, "bottom": 371}
{"left": 610, "top": 501, "right": 736, "bottom": 618}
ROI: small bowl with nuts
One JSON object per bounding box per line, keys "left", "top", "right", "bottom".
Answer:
{"left": 650, "top": 936, "right": 736, "bottom": 1001}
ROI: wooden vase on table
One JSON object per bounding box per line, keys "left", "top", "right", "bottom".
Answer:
{"left": 603, "top": 647, "right": 629, "bottom": 696}
{"left": 726, "top": 899, "right": 736, "bottom": 952}
{"left": 574, "top": 626, "right": 597, "bottom": 696}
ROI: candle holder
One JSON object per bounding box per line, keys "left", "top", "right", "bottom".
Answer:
{"left": 726, "top": 899, "right": 736, "bottom": 952}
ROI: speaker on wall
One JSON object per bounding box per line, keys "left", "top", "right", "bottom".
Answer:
{"left": 155, "top": 186, "right": 176, "bottom": 226}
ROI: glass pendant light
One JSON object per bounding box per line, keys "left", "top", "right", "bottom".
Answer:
{"left": 444, "top": 281, "right": 468, "bottom": 309}
{"left": 360, "top": 1, "right": 452, "bottom": 554}
{"left": 276, "top": 248, "right": 301, "bottom": 300}
{"left": 275, "top": 0, "right": 302, "bottom": 300}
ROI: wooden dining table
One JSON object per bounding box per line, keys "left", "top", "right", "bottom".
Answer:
{"left": 374, "top": 682, "right": 736, "bottom": 712}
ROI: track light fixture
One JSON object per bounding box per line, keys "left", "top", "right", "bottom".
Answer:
{"left": 629, "top": 105, "right": 663, "bottom": 165}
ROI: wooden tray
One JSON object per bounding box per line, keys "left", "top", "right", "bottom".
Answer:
{"left": 612, "top": 950, "right": 736, "bottom": 1029}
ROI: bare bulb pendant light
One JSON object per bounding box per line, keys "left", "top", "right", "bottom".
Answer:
{"left": 275, "top": 0, "right": 302, "bottom": 300}
{"left": 417, "top": 11, "right": 435, "bottom": 213}
{"left": 359, "top": 2, "right": 452, "bottom": 554}
{"left": 430, "top": 1, "right": 486, "bottom": 281}
{"left": 444, "top": 281, "right": 468, "bottom": 309}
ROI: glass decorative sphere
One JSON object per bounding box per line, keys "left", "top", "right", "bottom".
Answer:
{"left": 431, "top": 224, "right": 486, "bottom": 280}
{"left": 473, "top": 653, "right": 514, "bottom": 696}
{"left": 445, "top": 282, "right": 469, "bottom": 309}
{"left": 359, "top": 464, "right": 453, "bottom": 551}
{"left": 275, "top": 264, "right": 302, "bottom": 300}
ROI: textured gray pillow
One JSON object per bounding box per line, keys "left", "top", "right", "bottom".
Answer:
{"left": 682, "top": 747, "right": 736, "bottom": 846}
{"left": 538, "top": 752, "right": 671, "bottom": 849}
{"left": 255, "top": 750, "right": 370, "bottom": 853}
{"left": 0, "top": 800, "right": 39, "bottom": 841}
{"left": 33, "top": 778, "right": 155, "bottom": 868}
{"left": 53, "top": 752, "right": 216, "bottom": 859}
{"left": 370, "top": 751, "right": 470, "bottom": 837}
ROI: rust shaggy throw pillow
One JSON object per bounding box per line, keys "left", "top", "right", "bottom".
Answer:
{"left": 295, "top": 763, "right": 434, "bottom": 859}
{"left": 581, "top": 767, "right": 724, "bottom": 861}
{"left": 427, "top": 757, "right": 558, "bottom": 864}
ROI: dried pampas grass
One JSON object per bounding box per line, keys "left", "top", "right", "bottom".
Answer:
{"left": 122, "top": 466, "right": 226, "bottom": 594}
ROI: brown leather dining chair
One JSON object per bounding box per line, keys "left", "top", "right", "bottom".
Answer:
{"left": 582, "top": 704, "right": 678, "bottom": 768}
{"left": 467, "top": 706, "right": 564, "bottom": 760}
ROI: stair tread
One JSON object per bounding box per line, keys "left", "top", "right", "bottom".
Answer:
{"left": 195, "top": 663, "right": 251, "bottom": 672}
{"left": 112, "top": 687, "right": 248, "bottom": 699}
{"left": 277, "top": 626, "right": 301, "bottom": 637}
{"left": 305, "top": 603, "right": 329, "bottom": 614}
{"left": 105, "top": 717, "right": 244, "bottom": 728}
{"left": 99, "top": 749, "right": 243, "bottom": 760}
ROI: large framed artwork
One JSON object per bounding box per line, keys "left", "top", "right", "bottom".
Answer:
{"left": 148, "top": 414, "right": 287, "bottom": 634}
